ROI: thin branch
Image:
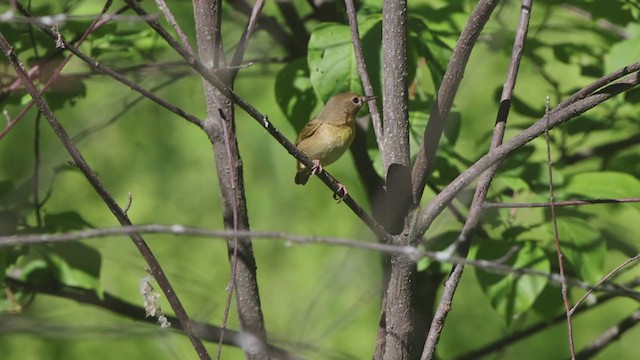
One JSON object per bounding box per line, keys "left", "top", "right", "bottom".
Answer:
{"left": 0, "top": 224, "right": 415, "bottom": 255}
{"left": 227, "top": 0, "right": 305, "bottom": 57}
{"left": 229, "top": 0, "right": 266, "bottom": 81}
{"left": 154, "top": 0, "right": 194, "bottom": 55}
{"left": 574, "top": 310, "right": 640, "bottom": 359}
{"left": 557, "top": 62, "right": 640, "bottom": 111}
{"left": 411, "top": 70, "right": 640, "bottom": 241}
{"left": 571, "top": 253, "right": 640, "bottom": 315}
{"left": 71, "top": 72, "right": 191, "bottom": 143}
{"left": 411, "top": 0, "right": 501, "bottom": 203}
{"left": 5, "top": 277, "right": 302, "bottom": 360}
{"left": 0, "top": 11, "right": 159, "bottom": 25}
{"left": 485, "top": 197, "right": 640, "bottom": 209}
{"left": 545, "top": 96, "right": 576, "bottom": 359}
{"left": 421, "top": 2, "right": 533, "bottom": 358}
{"left": 0, "top": 31, "right": 210, "bottom": 360}
{"left": 13, "top": 2, "right": 204, "bottom": 129}
{"left": 2, "top": 224, "right": 638, "bottom": 299}
{"left": 455, "top": 278, "right": 640, "bottom": 360}
{"left": 344, "top": 0, "right": 383, "bottom": 150}
{"left": 121, "top": 0, "right": 391, "bottom": 242}
{"left": 0, "top": 1, "right": 118, "bottom": 140}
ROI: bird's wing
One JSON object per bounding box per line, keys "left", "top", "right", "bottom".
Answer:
{"left": 295, "top": 119, "right": 323, "bottom": 146}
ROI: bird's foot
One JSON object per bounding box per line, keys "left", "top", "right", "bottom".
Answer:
{"left": 310, "top": 159, "right": 323, "bottom": 176}
{"left": 332, "top": 183, "right": 348, "bottom": 203}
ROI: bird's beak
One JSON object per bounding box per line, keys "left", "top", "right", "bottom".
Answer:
{"left": 362, "top": 95, "right": 377, "bottom": 102}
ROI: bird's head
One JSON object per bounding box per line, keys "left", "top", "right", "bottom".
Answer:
{"left": 322, "top": 92, "right": 377, "bottom": 118}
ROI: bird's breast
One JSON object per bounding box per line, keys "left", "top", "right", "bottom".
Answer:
{"left": 298, "top": 122, "right": 355, "bottom": 167}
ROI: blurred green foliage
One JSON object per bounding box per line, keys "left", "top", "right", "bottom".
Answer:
{"left": 1, "top": 0, "right": 639, "bottom": 359}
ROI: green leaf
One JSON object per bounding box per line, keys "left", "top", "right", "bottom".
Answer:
{"left": 476, "top": 241, "right": 550, "bottom": 325}
{"left": 565, "top": 171, "right": 640, "bottom": 199}
{"left": 605, "top": 38, "right": 640, "bottom": 74}
{"left": 307, "top": 13, "right": 421, "bottom": 103}
{"left": 494, "top": 175, "right": 531, "bottom": 194}
{"left": 47, "top": 242, "right": 103, "bottom": 296}
{"left": 550, "top": 217, "right": 605, "bottom": 284}
{"left": 308, "top": 22, "right": 364, "bottom": 101}
{"left": 407, "top": 15, "right": 452, "bottom": 91}
{"left": 275, "top": 57, "right": 318, "bottom": 133}
{"left": 14, "top": 243, "right": 102, "bottom": 296}
{"left": 44, "top": 211, "right": 93, "bottom": 232}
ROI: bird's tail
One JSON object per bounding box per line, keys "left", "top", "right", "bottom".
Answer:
{"left": 295, "top": 170, "right": 310, "bottom": 185}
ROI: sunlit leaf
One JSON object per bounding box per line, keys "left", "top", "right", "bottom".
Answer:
{"left": 565, "top": 171, "right": 640, "bottom": 199}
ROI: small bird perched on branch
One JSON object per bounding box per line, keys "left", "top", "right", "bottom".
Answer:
{"left": 294, "top": 92, "right": 376, "bottom": 198}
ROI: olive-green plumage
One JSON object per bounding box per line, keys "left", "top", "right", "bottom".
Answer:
{"left": 294, "top": 92, "right": 375, "bottom": 185}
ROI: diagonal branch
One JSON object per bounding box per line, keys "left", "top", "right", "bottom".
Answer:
{"left": 455, "top": 278, "right": 640, "bottom": 360}
{"left": 420, "top": 2, "right": 533, "bottom": 358}
{"left": 0, "top": 31, "right": 210, "bottom": 360}
{"left": 574, "top": 310, "right": 640, "bottom": 359}
{"left": 121, "top": 0, "right": 391, "bottom": 242}
{"left": 411, "top": 0, "right": 501, "bottom": 203}
{"left": 13, "top": 2, "right": 204, "bottom": 128}
{"left": 155, "top": 0, "right": 195, "bottom": 55}
{"left": 343, "top": 0, "right": 383, "bottom": 151}
{"left": 229, "top": 0, "right": 266, "bottom": 81}
{"left": 5, "top": 277, "right": 302, "bottom": 360}
{"left": 411, "top": 70, "right": 640, "bottom": 241}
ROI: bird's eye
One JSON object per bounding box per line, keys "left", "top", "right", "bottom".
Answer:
{"left": 352, "top": 97, "right": 360, "bottom": 105}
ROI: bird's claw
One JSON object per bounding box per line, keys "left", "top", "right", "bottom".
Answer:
{"left": 309, "top": 159, "right": 323, "bottom": 176}
{"left": 332, "top": 183, "right": 348, "bottom": 203}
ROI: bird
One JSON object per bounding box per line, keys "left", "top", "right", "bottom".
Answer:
{"left": 294, "top": 92, "right": 376, "bottom": 198}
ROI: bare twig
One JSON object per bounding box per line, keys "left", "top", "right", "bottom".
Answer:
{"left": 455, "top": 278, "right": 640, "bottom": 360}
{"left": 545, "top": 96, "right": 576, "bottom": 359}
{"left": 13, "top": 2, "right": 204, "bottom": 129}
{"left": 0, "top": 11, "right": 159, "bottom": 25}
{"left": 0, "top": 0, "right": 118, "bottom": 140}
{"left": 421, "top": 2, "right": 533, "bottom": 358}
{"left": 411, "top": 70, "right": 640, "bottom": 241}
{"left": 485, "top": 197, "right": 640, "bottom": 208}
{"left": 557, "top": 62, "right": 640, "bottom": 111}
{"left": 71, "top": 72, "right": 191, "bottom": 143}
{"left": 227, "top": 0, "right": 304, "bottom": 57}
{"left": 343, "top": 0, "right": 383, "bottom": 151}
{"left": 123, "top": 192, "right": 133, "bottom": 215}
{"left": 229, "top": 0, "right": 266, "bottom": 81}
{"left": 154, "top": 0, "right": 194, "bottom": 55}
{"left": 571, "top": 253, "right": 640, "bottom": 315}
{"left": 411, "top": 0, "right": 501, "bottom": 203}
{"left": 121, "top": 0, "right": 391, "bottom": 242}
{"left": 574, "top": 310, "right": 640, "bottom": 359}
{"left": 0, "top": 31, "right": 210, "bottom": 360}
{"left": 3, "top": 224, "right": 638, "bottom": 299}
{"left": 5, "top": 277, "right": 302, "bottom": 360}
